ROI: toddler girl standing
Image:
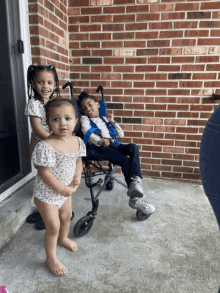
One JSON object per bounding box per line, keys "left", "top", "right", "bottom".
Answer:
{"left": 25, "top": 64, "right": 60, "bottom": 156}
{"left": 31, "top": 98, "right": 86, "bottom": 275}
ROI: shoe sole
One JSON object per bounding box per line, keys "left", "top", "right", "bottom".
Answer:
{"left": 129, "top": 202, "right": 155, "bottom": 215}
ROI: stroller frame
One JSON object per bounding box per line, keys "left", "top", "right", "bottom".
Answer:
{"left": 62, "top": 82, "right": 150, "bottom": 237}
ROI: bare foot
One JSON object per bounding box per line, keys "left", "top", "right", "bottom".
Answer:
{"left": 46, "top": 258, "right": 67, "bottom": 275}
{"left": 58, "top": 238, "right": 77, "bottom": 252}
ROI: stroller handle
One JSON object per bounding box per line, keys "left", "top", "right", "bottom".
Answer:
{"left": 62, "top": 82, "right": 74, "bottom": 99}
{"left": 96, "top": 85, "right": 104, "bottom": 100}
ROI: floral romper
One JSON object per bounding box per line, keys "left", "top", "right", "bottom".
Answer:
{"left": 25, "top": 98, "right": 49, "bottom": 157}
{"left": 31, "top": 137, "right": 86, "bottom": 209}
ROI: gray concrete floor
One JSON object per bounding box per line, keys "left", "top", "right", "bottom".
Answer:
{"left": 0, "top": 175, "right": 219, "bottom": 293}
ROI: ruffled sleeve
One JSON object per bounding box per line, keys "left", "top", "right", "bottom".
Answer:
{"left": 25, "top": 99, "right": 43, "bottom": 119}
{"left": 77, "top": 137, "right": 87, "bottom": 157}
{"left": 32, "top": 141, "right": 56, "bottom": 167}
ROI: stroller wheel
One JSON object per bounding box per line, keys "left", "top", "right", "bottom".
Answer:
{"left": 105, "top": 176, "right": 114, "bottom": 191}
{"left": 136, "top": 210, "right": 151, "bottom": 221}
{"left": 74, "top": 215, "right": 94, "bottom": 237}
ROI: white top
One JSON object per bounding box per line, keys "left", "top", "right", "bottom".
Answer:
{"left": 31, "top": 137, "right": 86, "bottom": 208}
{"left": 25, "top": 98, "right": 49, "bottom": 155}
{"left": 80, "top": 115, "right": 124, "bottom": 146}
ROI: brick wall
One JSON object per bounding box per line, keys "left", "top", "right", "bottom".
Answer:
{"left": 28, "top": 0, "right": 70, "bottom": 90}
{"left": 68, "top": 0, "right": 220, "bottom": 184}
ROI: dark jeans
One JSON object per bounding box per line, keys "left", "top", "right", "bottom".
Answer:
{"left": 93, "top": 143, "right": 142, "bottom": 187}
{"left": 200, "top": 121, "right": 220, "bottom": 229}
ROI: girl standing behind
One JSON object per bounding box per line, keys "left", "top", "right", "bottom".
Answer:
{"left": 25, "top": 64, "right": 60, "bottom": 156}
{"left": 31, "top": 98, "right": 86, "bottom": 275}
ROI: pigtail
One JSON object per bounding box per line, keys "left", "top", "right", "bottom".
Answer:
{"left": 47, "top": 64, "right": 60, "bottom": 99}
{"left": 27, "top": 64, "right": 37, "bottom": 99}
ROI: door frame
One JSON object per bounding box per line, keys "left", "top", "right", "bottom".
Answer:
{"left": 0, "top": 0, "right": 36, "bottom": 202}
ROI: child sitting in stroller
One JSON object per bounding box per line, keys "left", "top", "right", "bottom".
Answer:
{"left": 79, "top": 91, "right": 155, "bottom": 216}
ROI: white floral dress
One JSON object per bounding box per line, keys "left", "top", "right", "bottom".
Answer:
{"left": 31, "top": 137, "right": 86, "bottom": 209}
{"left": 25, "top": 98, "right": 50, "bottom": 156}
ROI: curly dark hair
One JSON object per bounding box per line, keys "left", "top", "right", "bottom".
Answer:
{"left": 78, "top": 91, "right": 98, "bottom": 109}
{"left": 44, "top": 97, "right": 77, "bottom": 123}
{"left": 27, "top": 64, "right": 60, "bottom": 104}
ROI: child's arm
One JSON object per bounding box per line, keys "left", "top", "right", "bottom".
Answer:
{"left": 106, "top": 113, "right": 124, "bottom": 138}
{"left": 38, "top": 166, "right": 75, "bottom": 197}
{"left": 30, "top": 116, "right": 52, "bottom": 139}
{"left": 70, "top": 157, "right": 82, "bottom": 190}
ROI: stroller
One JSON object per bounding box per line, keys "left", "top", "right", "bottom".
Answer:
{"left": 62, "top": 82, "right": 151, "bottom": 237}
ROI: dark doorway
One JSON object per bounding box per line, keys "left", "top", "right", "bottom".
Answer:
{"left": 0, "top": 0, "right": 31, "bottom": 195}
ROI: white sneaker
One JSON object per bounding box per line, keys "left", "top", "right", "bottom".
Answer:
{"left": 127, "top": 176, "right": 144, "bottom": 197}
{"left": 129, "top": 196, "right": 155, "bottom": 215}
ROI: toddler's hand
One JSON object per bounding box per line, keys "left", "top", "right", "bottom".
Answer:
{"left": 107, "top": 113, "right": 115, "bottom": 124}
{"left": 61, "top": 186, "right": 76, "bottom": 197}
{"left": 98, "top": 139, "right": 110, "bottom": 147}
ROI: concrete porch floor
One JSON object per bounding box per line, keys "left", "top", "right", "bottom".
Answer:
{"left": 0, "top": 175, "right": 219, "bottom": 293}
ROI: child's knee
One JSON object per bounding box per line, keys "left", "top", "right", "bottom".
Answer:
{"left": 46, "top": 221, "right": 60, "bottom": 236}
{"left": 60, "top": 210, "right": 72, "bottom": 223}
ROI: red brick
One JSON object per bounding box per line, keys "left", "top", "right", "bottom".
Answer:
{"left": 80, "top": 25, "right": 101, "bottom": 32}
{"left": 113, "top": 14, "right": 135, "bottom": 22}
{"left": 69, "top": 42, "right": 80, "bottom": 49}
{"left": 127, "top": 5, "right": 149, "bottom": 13}
{"left": 69, "top": 0, "right": 89, "bottom": 6}
{"left": 81, "top": 7, "right": 102, "bottom": 14}
{"left": 145, "top": 74, "right": 167, "bottom": 80}
{"left": 193, "top": 73, "right": 216, "bottom": 80}
{"left": 134, "top": 82, "right": 155, "bottom": 88}
{"left": 172, "top": 39, "right": 196, "bottom": 46}
{"left": 81, "top": 42, "right": 100, "bottom": 48}
{"left": 136, "top": 65, "right": 157, "bottom": 72}
{"left": 70, "top": 33, "right": 88, "bottom": 40}
{"left": 198, "top": 38, "right": 220, "bottom": 46}
{"left": 104, "top": 57, "right": 124, "bottom": 64}
{"left": 150, "top": 4, "right": 174, "bottom": 12}
{"left": 125, "top": 89, "right": 145, "bottom": 95}
{"left": 92, "top": 66, "right": 111, "bottom": 72}
{"left": 177, "top": 112, "right": 199, "bottom": 118}
{"left": 154, "top": 126, "right": 175, "bottom": 133}
{"left": 91, "top": 33, "right": 111, "bottom": 40}
{"left": 123, "top": 74, "right": 144, "bottom": 80}
{"left": 149, "top": 22, "right": 172, "bottom": 30}
{"left": 112, "top": 81, "right": 132, "bottom": 87}
{"left": 126, "top": 23, "right": 148, "bottom": 31}
{"left": 104, "top": 6, "right": 125, "bottom": 13}
{"left": 157, "top": 82, "right": 178, "bottom": 88}
{"left": 137, "top": 13, "right": 160, "bottom": 21}
{"left": 69, "top": 16, "right": 89, "bottom": 24}
{"left": 68, "top": 8, "right": 80, "bottom": 15}
{"left": 176, "top": 3, "right": 199, "bottom": 11}
{"left": 201, "top": 2, "right": 220, "bottom": 10}
{"left": 92, "top": 50, "right": 112, "bottom": 56}
{"left": 155, "top": 112, "right": 175, "bottom": 118}
{"left": 137, "top": 49, "right": 158, "bottom": 56}
{"left": 174, "top": 21, "right": 198, "bottom": 29}
{"left": 161, "top": 12, "right": 185, "bottom": 20}
{"left": 112, "top": 95, "right": 132, "bottom": 102}
{"left": 71, "top": 49, "right": 90, "bottom": 56}
{"left": 125, "top": 41, "right": 146, "bottom": 47}
{"left": 81, "top": 73, "right": 101, "bottom": 79}
{"left": 113, "top": 32, "right": 135, "bottom": 39}
{"left": 114, "top": 66, "right": 134, "bottom": 72}
{"left": 102, "top": 41, "right": 123, "bottom": 47}
{"left": 200, "top": 21, "right": 220, "bottom": 28}
{"left": 136, "top": 32, "right": 158, "bottom": 39}
{"left": 160, "top": 31, "right": 183, "bottom": 38}
{"left": 196, "top": 56, "right": 219, "bottom": 63}
{"left": 134, "top": 97, "right": 154, "bottom": 103}
{"left": 114, "top": 0, "right": 134, "bottom": 4}
{"left": 163, "top": 147, "right": 184, "bottom": 154}
{"left": 182, "top": 65, "right": 205, "bottom": 71}
{"left": 155, "top": 97, "right": 177, "bottom": 103}
{"left": 149, "top": 57, "right": 170, "bottom": 64}
{"left": 134, "top": 111, "right": 154, "bottom": 117}
{"left": 102, "top": 73, "right": 121, "bottom": 80}
{"left": 148, "top": 40, "right": 170, "bottom": 47}
{"left": 103, "top": 24, "right": 124, "bottom": 31}
{"left": 168, "top": 89, "right": 190, "bottom": 96}
{"left": 125, "top": 104, "right": 145, "bottom": 110}
{"left": 160, "top": 48, "right": 182, "bottom": 55}
{"left": 126, "top": 58, "right": 147, "bottom": 64}
{"left": 204, "top": 81, "right": 220, "bottom": 87}
{"left": 172, "top": 57, "right": 194, "bottom": 63}
{"left": 91, "top": 15, "right": 113, "bottom": 22}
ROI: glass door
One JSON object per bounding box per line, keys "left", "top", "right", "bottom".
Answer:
{"left": 0, "top": 0, "right": 31, "bottom": 195}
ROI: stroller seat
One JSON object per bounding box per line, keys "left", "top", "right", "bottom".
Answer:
{"left": 62, "top": 82, "right": 151, "bottom": 237}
